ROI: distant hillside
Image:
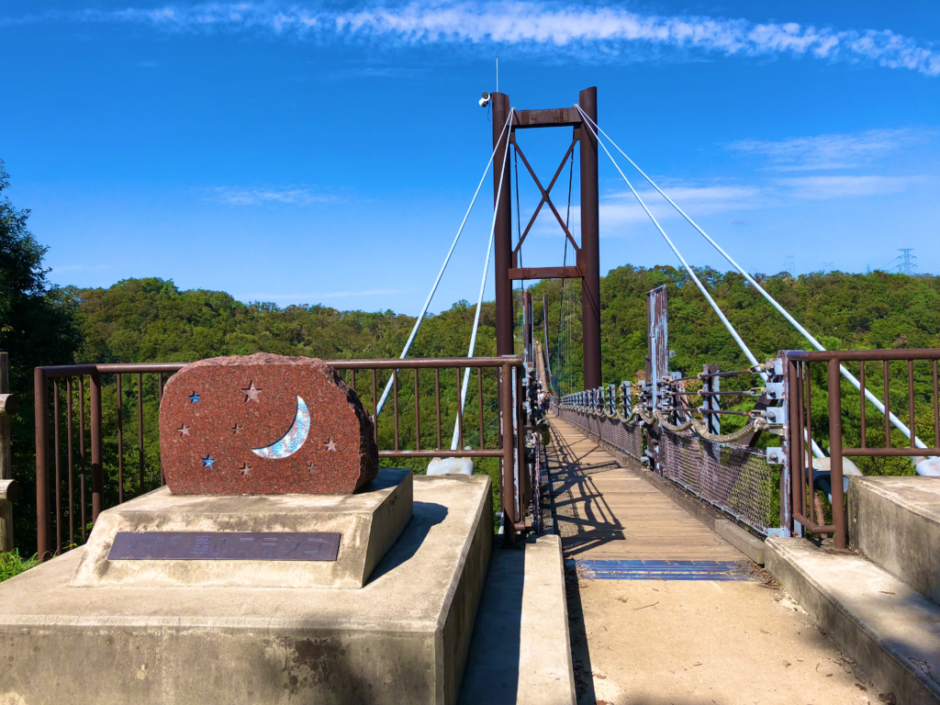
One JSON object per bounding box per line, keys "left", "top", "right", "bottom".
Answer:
{"left": 528, "top": 266, "right": 940, "bottom": 393}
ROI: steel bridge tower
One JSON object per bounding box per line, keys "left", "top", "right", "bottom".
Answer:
{"left": 490, "top": 87, "right": 602, "bottom": 389}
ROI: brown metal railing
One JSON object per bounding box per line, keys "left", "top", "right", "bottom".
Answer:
{"left": 784, "top": 349, "right": 940, "bottom": 548}
{"left": 34, "top": 356, "right": 528, "bottom": 559}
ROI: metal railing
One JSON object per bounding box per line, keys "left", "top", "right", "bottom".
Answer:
{"left": 556, "top": 364, "right": 779, "bottom": 536}
{"left": 783, "top": 349, "right": 940, "bottom": 549}
{"left": 34, "top": 356, "right": 530, "bottom": 559}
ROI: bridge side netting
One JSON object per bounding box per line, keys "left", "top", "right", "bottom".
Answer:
{"left": 555, "top": 406, "right": 643, "bottom": 462}
{"left": 659, "top": 429, "right": 773, "bottom": 536}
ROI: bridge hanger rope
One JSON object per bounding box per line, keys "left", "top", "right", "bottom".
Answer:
{"left": 576, "top": 104, "right": 825, "bottom": 458}
{"left": 451, "top": 108, "right": 517, "bottom": 449}
{"left": 577, "top": 109, "right": 934, "bottom": 467}
{"left": 574, "top": 106, "right": 768, "bottom": 382}
{"left": 375, "top": 108, "right": 515, "bottom": 418}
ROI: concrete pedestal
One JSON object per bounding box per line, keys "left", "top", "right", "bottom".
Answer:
{"left": 73, "top": 468, "right": 412, "bottom": 590}
{"left": 0, "top": 475, "right": 493, "bottom": 705}
{"left": 848, "top": 475, "right": 940, "bottom": 605}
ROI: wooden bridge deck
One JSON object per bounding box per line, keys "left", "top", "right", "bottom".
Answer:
{"left": 547, "top": 417, "right": 742, "bottom": 561}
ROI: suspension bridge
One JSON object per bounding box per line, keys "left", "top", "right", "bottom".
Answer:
{"left": 3, "top": 86, "right": 940, "bottom": 704}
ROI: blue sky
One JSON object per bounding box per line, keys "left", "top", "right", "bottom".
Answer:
{"left": 2, "top": 1, "right": 938, "bottom": 315}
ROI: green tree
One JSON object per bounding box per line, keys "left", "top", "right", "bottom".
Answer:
{"left": 0, "top": 162, "right": 82, "bottom": 551}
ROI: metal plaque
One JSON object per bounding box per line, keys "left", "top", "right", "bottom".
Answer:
{"left": 107, "top": 531, "right": 341, "bottom": 562}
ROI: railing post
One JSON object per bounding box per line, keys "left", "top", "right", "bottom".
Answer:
{"left": 515, "top": 363, "right": 528, "bottom": 524}
{"left": 780, "top": 352, "right": 798, "bottom": 537}
{"left": 90, "top": 369, "right": 104, "bottom": 523}
{"left": 34, "top": 367, "right": 50, "bottom": 560}
{"left": 827, "top": 357, "right": 846, "bottom": 548}
{"left": 500, "top": 361, "right": 517, "bottom": 543}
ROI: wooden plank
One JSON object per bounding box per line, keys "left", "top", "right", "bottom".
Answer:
{"left": 547, "top": 417, "right": 745, "bottom": 564}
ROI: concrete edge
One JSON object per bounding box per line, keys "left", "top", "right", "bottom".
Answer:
{"left": 546, "top": 533, "right": 578, "bottom": 705}
{"left": 431, "top": 474, "right": 494, "bottom": 705}
{"left": 857, "top": 477, "right": 940, "bottom": 528}
{"left": 766, "top": 538, "right": 940, "bottom": 705}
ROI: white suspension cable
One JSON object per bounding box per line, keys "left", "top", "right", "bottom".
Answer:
{"left": 451, "top": 109, "right": 515, "bottom": 450}
{"left": 374, "top": 109, "right": 514, "bottom": 418}
{"left": 576, "top": 105, "right": 826, "bottom": 459}
{"left": 577, "top": 109, "right": 932, "bottom": 465}
{"left": 575, "top": 106, "right": 764, "bottom": 378}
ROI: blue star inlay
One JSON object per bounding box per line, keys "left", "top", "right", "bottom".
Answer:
{"left": 189, "top": 392, "right": 201, "bottom": 404}
{"left": 201, "top": 455, "right": 216, "bottom": 469}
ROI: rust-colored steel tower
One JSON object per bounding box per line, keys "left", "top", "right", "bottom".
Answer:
{"left": 490, "top": 87, "right": 602, "bottom": 389}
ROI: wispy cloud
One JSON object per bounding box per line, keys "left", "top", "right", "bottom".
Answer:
{"left": 589, "top": 174, "right": 927, "bottom": 234}
{"left": 774, "top": 175, "right": 928, "bottom": 200}
{"left": 599, "top": 184, "right": 763, "bottom": 229}
{"left": 727, "top": 128, "right": 931, "bottom": 170}
{"left": 321, "top": 66, "right": 431, "bottom": 80}
{"left": 4, "top": 2, "right": 939, "bottom": 76}
{"left": 240, "top": 288, "right": 403, "bottom": 301}
{"left": 212, "top": 186, "right": 335, "bottom": 206}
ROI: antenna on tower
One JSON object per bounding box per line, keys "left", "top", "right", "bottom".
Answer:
{"left": 496, "top": 56, "right": 499, "bottom": 93}
{"left": 783, "top": 255, "right": 796, "bottom": 278}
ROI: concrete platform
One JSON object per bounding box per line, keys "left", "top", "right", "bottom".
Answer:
{"left": 767, "top": 536, "right": 940, "bottom": 704}
{"left": 72, "top": 468, "right": 412, "bottom": 590}
{"left": 848, "top": 475, "right": 940, "bottom": 604}
{"left": 0, "top": 475, "right": 492, "bottom": 705}
{"left": 459, "top": 535, "right": 576, "bottom": 705}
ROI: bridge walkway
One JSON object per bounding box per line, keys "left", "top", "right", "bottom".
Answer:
{"left": 548, "top": 418, "right": 741, "bottom": 562}
{"left": 547, "top": 417, "right": 889, "bottom": 705}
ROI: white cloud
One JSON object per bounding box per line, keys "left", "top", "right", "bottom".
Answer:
{"left": 599, "top": 184, "right": 763, "bottom": 230}
{"left": 212, "top": 186, "right": 334, "bottom": 206}
{"left": 775, "top": 175, "right": 927, "bottom": 199}
{"left": 322, "top": 66, "right": 431, "bottom": 80}
{"left": 5, "top": 2, "right": 940, "bottom": 76}
{"left": 727, "top": 128, "right": 931, "bottom": 170}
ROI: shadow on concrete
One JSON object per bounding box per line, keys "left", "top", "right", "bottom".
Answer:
{"left": 565, "top": 568, "right": 599, "bottom": 705}
{"left": 368, "top": 501, "right": 448, "bottom": 583}
{"left": 458, "top": 544, "right": 526, "bottom": 704}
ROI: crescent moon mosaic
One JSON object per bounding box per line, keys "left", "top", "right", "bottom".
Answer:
{"left": 159, "top": 353, "right": 378, "bottom": 494}
{"left": 251, "top": 396, "right": 310, "bottom": 459}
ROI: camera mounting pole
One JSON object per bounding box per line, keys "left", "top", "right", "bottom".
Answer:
{"left": 490, "top": 87, "right": 602, "bottom": 389}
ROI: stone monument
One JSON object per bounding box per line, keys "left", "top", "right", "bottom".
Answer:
{"left": 0, "top": 354, "right": 493, "bottom": 704}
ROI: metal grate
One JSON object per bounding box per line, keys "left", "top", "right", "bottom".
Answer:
{"left": 556, "top": 407, "right": 643, "bottom": 461}
{"left": 659, "top": 429, "right": 774, "bottom": 536}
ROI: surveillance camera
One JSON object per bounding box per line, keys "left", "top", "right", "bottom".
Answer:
{"left": 479, "top": 92, "right": 491, "bottom": 108}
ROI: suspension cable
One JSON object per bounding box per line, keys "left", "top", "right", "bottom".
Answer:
{"left": 577, "top": 109, "right": 933, "bottom": 461}
{"left": 375, "top": 109, "right": 514, "bottom": 417}
{"left": 451, "top": 108, "right": 516, "bottom": 449}
{"left": 576, "top": 105, "right": 766, "bottom": 380}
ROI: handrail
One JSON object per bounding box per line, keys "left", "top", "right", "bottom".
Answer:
{"left": 34, "top": 356, "right": 528, "bottom": 559}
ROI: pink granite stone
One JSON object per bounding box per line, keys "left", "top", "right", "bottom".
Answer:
{"left": 160, "top": 354, "right": 378, "bottom": 494}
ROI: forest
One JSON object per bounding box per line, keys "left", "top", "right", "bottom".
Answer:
{"left": 3, "top": 162, "right": 940, "bottom": 555}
